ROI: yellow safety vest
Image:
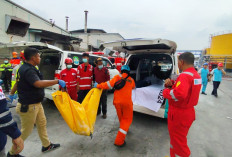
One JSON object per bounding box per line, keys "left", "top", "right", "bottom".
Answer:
{"left": 11, "top": 62, "right": 39, "bottom": 89}
{"left": 0, "top": 63, "right": 13, "bottom": 72}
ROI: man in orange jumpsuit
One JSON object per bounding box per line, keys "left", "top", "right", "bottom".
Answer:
{"left": 10, "top": 52, "right": 21, "bottom": 68}
{"left": 60, "top": 58, "right": 78, "bottom": 100}
{"left": 163, "top": 52, "right": 201, "bottom": 157}
{"left": 94, "top": 65, "right": 135, "bottom": 147}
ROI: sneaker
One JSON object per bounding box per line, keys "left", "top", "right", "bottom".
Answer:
{"left": 201, "top": 92, "right": 207, "bottom": 95}
{"left": 42, "top": 143, "right": 60, "bottom": 153}
{"left": 7, "top": 152, "right": 24, "bottom": 157}
{"left": 114, "top": 141, "right": 126, "bottom": 147}
{"left": 102, "top": 114, "right": 107, "bottom": 119}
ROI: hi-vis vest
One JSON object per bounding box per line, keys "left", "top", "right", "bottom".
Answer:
{"left": 11, "top": 62, "right": 39, "bottom": 89}
{"left": 0, "top": 63, "right": 12, "bottom": 72}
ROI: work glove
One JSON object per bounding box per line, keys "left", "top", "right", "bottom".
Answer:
{"left": 93, "top": 82, "right": 98, "bottom": 88}
{"left": 58, "top": 80, "right": 66, "bottom": 88}
{"left": 8, "top": 94, "right": 17, "bottom": 103}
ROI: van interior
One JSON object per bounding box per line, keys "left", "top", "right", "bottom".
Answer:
{"left": 39, "top": 51, "right": 61, "bottom": 80}
{"left": 128, "top": 53, "right": 173, "bottom": 88}
{"left": 67, "top": 53, "right": 113, "bottom": 69}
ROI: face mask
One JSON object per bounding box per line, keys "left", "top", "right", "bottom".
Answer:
{"left": 67, "top": 65, "right": 72, "bottom": 69}
{"left": 83, "top": 58, "right": 88, "bottom": 63}
{"left": 98, "top": 65, "right": 103, "bottom": 69}
{"left": 4, "top": 60, "right": 8, "bottom": 64}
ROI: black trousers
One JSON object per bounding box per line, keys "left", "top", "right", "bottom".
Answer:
{"left": 212, "top": 81, "right": 221, "bottom": 96}
{"left": 98, "top": 90, "right": 108, "bottom": 115}
{"left": 77, "top": 89, "right": 90, "bottom": 103}
{"left": 1, "top": 71, "right": 11, "bottom": 92}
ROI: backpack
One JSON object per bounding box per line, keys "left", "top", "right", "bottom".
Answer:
{"left": 113, "top": 75, "right": 130, "bottom": 90}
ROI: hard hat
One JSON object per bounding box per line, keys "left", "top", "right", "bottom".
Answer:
{"left": 121, "top": 65, "right": 130, "bottom": 72}
{"left": 12, "top": 52, "right": 18, "bottom": 57}
{"left": 218, "top": 63, "right": 223, "bottom": 67}
{"left": 20, "top": 51, "right": 25, "bottom": 60}
{"left": 65, "top": 58, "right": 73, "bottom": 64}
{"left": 203, "top": 63, "right": 208, "bottom": 66}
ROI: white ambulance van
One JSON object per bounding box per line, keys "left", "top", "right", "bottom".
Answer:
{"left": 100, "top": 39, "right": 177, "bottom": 118}
{"left": 0, "top": 42, "right": 119, "bottom": 100}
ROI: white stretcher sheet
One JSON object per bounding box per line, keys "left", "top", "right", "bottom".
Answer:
{"left": 132, "top": 84, "right": 164, "bottom": 112}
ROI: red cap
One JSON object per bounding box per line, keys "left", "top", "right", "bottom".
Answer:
{"left": 218, "top": 63, "right": 223, "bottom": 67}
{"left": 65, "top": 58, "right": 73, "bottom": 64}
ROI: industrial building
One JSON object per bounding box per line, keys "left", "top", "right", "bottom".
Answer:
{"left": 71, "top": 29, "right": 124, "bottom": 52}
{"left": 204, "top": 32, "right": 232, "bottom": 72}
{"left": 0, "top": 0, "right": 82, "bottom": 57}
{"left": 176, "top": 50, "right": 202, "bottom": 68}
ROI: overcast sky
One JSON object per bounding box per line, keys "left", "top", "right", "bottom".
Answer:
{"left": 12, "top": 0, "right": 232, "bottom": 50}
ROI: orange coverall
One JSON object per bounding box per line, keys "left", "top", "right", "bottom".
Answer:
{"left": 97, "top": 73, "right": 135, "bottom": 146}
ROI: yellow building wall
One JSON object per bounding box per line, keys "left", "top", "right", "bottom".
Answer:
{"left": 206, "top": 48, "right": 210, "bottom": 54}
{"left": 210, "top": 33, "right": 232, "bottom": 69}
{"left": 210, "top": 33, "right": 232, "bottom": 55}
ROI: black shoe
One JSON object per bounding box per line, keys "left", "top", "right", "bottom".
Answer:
{"left": 114, "top": 141, "right": 126, "bottom": 147}
{"left": 97, "top": 111, "right": 101, "bottom": 116}
{"left": 7, "top": 152, "right": 24, "bottom": 157}
{"left": 214, "top": 94, "right": 218, "bottom": 98}
{"left": 42, "top": 143, "right": 60, "bottom": 152}
{"left": 201, "top": 92, "right": 207, "bottom": 95}
{"left": 102, "top": 114, "right": 107, "bottom": 119}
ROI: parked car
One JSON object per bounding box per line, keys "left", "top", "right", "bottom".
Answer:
{"left": 100, "top": 38, "right": 177, "bottom": 118}
{"left": 0, "top": 42, "right": 119, "bottom": 100}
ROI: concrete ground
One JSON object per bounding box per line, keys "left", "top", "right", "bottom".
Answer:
{"left": 5, "top": 79, "right": 232, "bottom": 157}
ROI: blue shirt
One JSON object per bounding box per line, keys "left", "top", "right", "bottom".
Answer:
{"left": 211, "top": 68, "right": 222, "bottom": 82}
{"left": 198, "top": 68, "right": 209, "bottom": 81}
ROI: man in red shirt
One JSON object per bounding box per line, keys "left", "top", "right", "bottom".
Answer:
{"left": 94, "top": 58, "right": 110, "bottom": 119}
{"left": 163, "top": 52, "right": 201, "bottom": 157}
{"left": 60, "top": 58, "right": 78, "bottom": 101}
{"left": 77, "top": 53, "right": 93, "bottom": 103}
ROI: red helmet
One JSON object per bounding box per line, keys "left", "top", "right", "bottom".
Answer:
{"left": 20, "top": 51, "right": 25, "bottom": 60}
{"left": 65, "top": 58, "right": 73, "bottom": 64}
{"left": 218, "top": 63, "right": 223, "bottom": 67}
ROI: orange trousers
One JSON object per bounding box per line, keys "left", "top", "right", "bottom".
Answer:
{"left": 114, "top": 103, "right": 133, "bottom": 146}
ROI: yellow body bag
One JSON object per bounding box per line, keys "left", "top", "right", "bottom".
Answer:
{"left": 52, "top": 88, "right": 102, "bottom": 136}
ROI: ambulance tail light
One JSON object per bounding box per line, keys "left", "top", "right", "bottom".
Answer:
{"left": 54, "top": 70, "right": 60, "bottom": 79}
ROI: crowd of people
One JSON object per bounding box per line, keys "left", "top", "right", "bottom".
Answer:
{"left": 0, "top": 49, "right": 227, "bottom": 157}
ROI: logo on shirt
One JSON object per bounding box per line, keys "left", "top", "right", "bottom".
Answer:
{"left": 194, "top": 79, "right": 202, "bottom": 85}
{"left": 176, "top": 81, "right": 181, "bottom": 87}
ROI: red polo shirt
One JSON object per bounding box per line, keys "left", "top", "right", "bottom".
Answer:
{"left": 94, "top": 67, "right": 110, "bottom": 84}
